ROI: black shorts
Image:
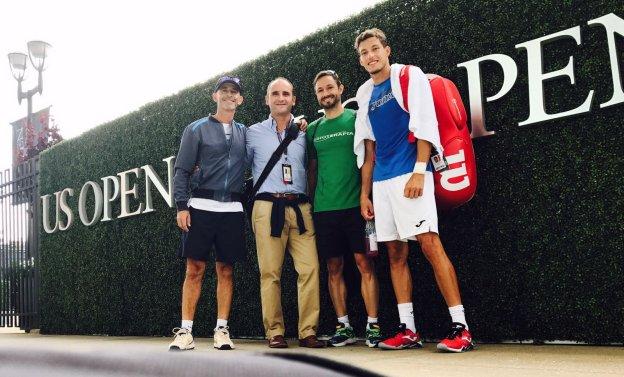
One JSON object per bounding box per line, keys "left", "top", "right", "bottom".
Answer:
{"left": 313, "top": 206, "right": 366, "bottom": 260}
{"left": 178, "top": 207, "right": 246, "bottom": 265}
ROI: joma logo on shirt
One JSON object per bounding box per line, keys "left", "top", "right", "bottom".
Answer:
{"left": 369, "top": 92, "right": 395, "bottom": 111}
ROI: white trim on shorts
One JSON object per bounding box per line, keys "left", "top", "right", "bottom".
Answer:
{"left": 372, "top": 172, "right": 438, "bottom": 242}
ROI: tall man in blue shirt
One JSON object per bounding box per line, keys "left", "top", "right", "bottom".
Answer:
{"left": 354, "top": 28, "right": 474, "bottom": 352}
{"left": 247, "top": 77, "right": 324, "bottom": 349}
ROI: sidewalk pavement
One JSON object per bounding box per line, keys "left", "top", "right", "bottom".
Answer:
{"left": 0, "top": 331, "right": 622, "bottom": 377}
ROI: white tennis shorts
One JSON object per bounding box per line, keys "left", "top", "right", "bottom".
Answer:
{"left": 372, "top": 172, "right": 438, "bottom": 242}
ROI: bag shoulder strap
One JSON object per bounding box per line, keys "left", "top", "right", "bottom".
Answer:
{"left": 399, "top": 65, "right": 411, "bottom": 112}
{"left": 249, "top": 122, "right": 299, "bottom": 198}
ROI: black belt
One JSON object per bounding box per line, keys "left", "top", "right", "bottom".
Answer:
{"left": 255, "top": 193, "right": 309, "bottom": 237}
{"left": 192, "top": 189, "right": 243, "bottom": 203}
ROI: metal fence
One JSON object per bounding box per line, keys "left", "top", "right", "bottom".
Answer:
{"left": 0, "top": 157, "right": 39, "bottom": 331}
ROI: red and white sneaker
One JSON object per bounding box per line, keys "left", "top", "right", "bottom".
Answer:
{"left": 378, "top": 323, "right": 423, "bottom": 350}
{"left": 436, "top": 322, "right": 475, "bottom": 352}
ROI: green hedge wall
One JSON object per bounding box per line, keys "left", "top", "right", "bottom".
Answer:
{"left": 39, "top": 0, "right": 624, "bottom": 343}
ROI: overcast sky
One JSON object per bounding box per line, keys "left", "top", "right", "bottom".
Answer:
{"left": 0, "top": 0, "right": 383, "bottom": 171}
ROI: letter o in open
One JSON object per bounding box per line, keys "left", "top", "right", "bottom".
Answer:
{"left": 78, "top": 181, "right": 104, "bottom": 226}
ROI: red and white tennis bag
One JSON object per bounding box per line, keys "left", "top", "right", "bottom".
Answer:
{"left": 400, "top": 66, "right": 477, "bottom": 211}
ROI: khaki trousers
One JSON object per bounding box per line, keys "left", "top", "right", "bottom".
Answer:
{"left": 252, "top": 200, "right": 320, "bottom": 339}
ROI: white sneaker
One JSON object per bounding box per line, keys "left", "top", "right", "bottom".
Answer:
{"left": 169, "top": 327, "right": 195, "bottom": 351}
{"left": 214, "top": 326, "right": 235, "bottom": 350}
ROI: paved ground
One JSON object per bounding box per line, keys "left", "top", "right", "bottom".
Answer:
{"left": 0, "top": 329, "right": 622, "bottom": 376}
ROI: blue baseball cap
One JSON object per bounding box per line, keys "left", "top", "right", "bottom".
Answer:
{"left": 214, "top": 75, "right": 242, "bottom": 93}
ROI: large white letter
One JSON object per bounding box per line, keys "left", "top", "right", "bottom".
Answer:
{"left": 117, "top": 168, "right": 144, "bottom": 219}
{"left": 588, "top": 13, "right": 624, "bottom": 108}
{"left": 457, "top": 54, "right": 518, "bottom": 138}
{"left": 101, "top": 176, "right": 120, "bottom": 222}
{"left": 58, "top": 188, "right": 74, "bottom": 231}
{"left": 78, "top": 181, "right": 103, "bottom": 226}
{"left": 41, "top": 192, "right": 61, "bottom": 234}
{"left": 516, "top": 26, "right": 595, "bottom": 126}
{"left": 141, "top": 156, "right": 175, "bottom": 213}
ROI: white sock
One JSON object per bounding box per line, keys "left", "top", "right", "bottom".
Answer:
{"left": 337, "top": 315, "right": 350, "bottom": 328}
{"left": 216, "top": 318, "right": 228, "bottom": 329}
{"left": 449, "top": 305, "right": 468, "bottom": 330}
{"left": 367, "top": 317, "right": 378, "bottom": 324}
{"left": 398, "top": 302, "right": 416, "bottom": 333}
{"left": 181, "top": 320, "right": 193, "bottom": 332}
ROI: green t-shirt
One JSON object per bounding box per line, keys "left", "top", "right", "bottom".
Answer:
{"left": 306, "top": 108, "right": 360, "bottom": 212}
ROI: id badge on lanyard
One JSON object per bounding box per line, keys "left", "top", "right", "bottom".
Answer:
{"left": 277, "top": 129, "right": 294, "bottom": 184}
{"left": 282, "top": 164, "right": 293, "bottom": 184}
{"left": 430, "top": 150, "right": 448, "bottom": 172}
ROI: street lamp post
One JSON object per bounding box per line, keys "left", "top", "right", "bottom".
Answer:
{"left": 7, "top": 41, "right": 51, "bottom": 142}
{"left": 5, "top": 42, "right": 51, "bottom": 332}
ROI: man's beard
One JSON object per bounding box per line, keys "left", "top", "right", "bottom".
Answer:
{"left": 320, "top": 95, "right": 340, "bottom": 110}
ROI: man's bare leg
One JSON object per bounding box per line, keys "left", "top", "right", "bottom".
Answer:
{"left": 169, "top": 258, "right": 206, "bottom": 350}
{"left": 385, "top": 240, "right": 417, "bottom": 335}
{"left": 353, "top": 253, "right": 379, "bottom": 318}
{"left": 215, "top": 261, "right": 234, "bottom": 321}
{"left": 386, "top": 241, "right": 411, "bottom": 303}
{"left": 416, "top": 232, "right": 473, "bottom": 351}
{"left": 213, "top": 261, "right": 235, "bottom": 350}
{"left": 327, "top": 257, "right": 348, "bottom": 318}
{"left": 416, "top": 232, "right": 461, "bottom": 307}
{"left": 182, "top": 258, "right": 207, "bottom": 321}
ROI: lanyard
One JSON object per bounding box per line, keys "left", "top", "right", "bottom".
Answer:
{"left": 275, "top": 117, "right": 290, "bottom": 158}
{"left": 277, "top": 130, "right": 289, "bottom": 157}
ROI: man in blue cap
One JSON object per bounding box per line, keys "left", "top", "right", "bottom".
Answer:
{"left": 169, "top": 76, "right": 247, "bottom": 351}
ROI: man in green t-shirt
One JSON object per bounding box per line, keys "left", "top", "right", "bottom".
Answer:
{"left": 306, "top": 70, "right": 382, "bottom": 348}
